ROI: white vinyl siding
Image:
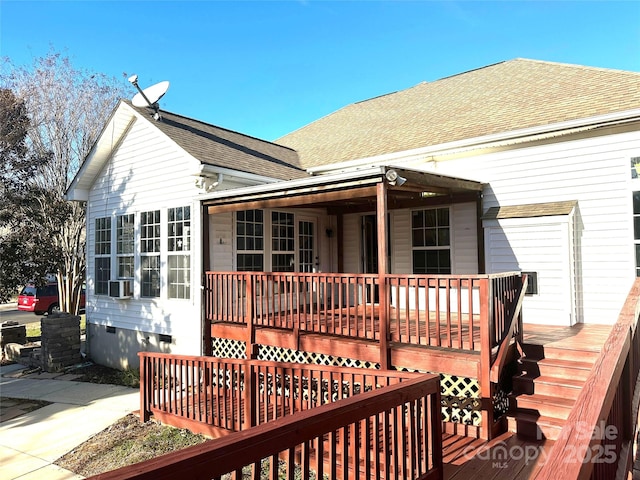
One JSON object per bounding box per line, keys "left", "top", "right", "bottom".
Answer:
{"left": 391, "top": 210, "right": 411, "bottom": 274}
{"left": 342, "top": 213, "right": 362, "bottom": 273}
{"left": 485, "top": 217, "right": 575, "bottom": 325}
{"left": 433, "top": 128, "right": 640, "bottom": 324}
{"left": 451, "top": 203, "right": 479, "bottom": 274}
{"left": 86, "top": 117, "right": 202, "bottom": 352}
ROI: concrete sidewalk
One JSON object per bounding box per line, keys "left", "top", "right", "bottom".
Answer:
{"left": 0, "top": 363, "right": 139, "bottom": 480}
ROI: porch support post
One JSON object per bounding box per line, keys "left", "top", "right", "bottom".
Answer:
{"left": 337, "top": 214, "right": 344, "bottom": 273}
{"left": 202, "top": 204, "right": 212, "bottom": 356}
{"left": 479, "top": 277, "right": 495, "bottom": 439}
{"left": 377, "top": 181, "right": 390, "bottom": 370}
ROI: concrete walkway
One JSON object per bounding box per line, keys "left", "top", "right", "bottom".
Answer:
{"left": 0, "top": 363, "right": 139, "bottom": 480}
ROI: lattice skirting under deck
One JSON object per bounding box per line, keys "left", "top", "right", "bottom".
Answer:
{"left": 210, "top": 338, "right": 482, "bottom": 426}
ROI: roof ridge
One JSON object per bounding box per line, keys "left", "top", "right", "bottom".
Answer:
{"left": 508, "top": 57, "right": 640, "bottom": 75}
{"left": 431, "top": 59, "right": 509, "bottom": 83}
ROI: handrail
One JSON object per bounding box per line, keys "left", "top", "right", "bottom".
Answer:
{"left": 206, "top": 271, "right": 523, "bottom": 351}
{"left": 490, "top": 274, "right": 527, "bottom": 383}
{"left": 91, "top": 374, "right": 443, "bottom": 480}
{"left": 139, "top": 354, "right": 420, "bottom": 431}
{"left": 535, "top": 278, "right": 640, "bottom": 480}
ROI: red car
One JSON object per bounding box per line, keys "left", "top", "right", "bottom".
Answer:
{"left": 17, "top": 283, "right": 86, "bottom": 315}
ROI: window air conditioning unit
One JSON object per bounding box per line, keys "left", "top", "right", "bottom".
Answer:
{"left": 109, "top": 280, "right": 132, "bottom": 299}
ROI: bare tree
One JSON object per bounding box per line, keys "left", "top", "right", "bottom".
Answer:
{"left": 1, "top": 51, "right": 126, "bottom": 313}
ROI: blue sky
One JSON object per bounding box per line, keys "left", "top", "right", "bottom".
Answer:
{"left": 1, "top": 1, "right": 639, "bottom": 141}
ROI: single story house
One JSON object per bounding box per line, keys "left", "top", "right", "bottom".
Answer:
{"left": 66, "top": 58, "right": 640, "bottom": 369}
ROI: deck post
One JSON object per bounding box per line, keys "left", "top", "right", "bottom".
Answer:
{"left": 203, "top": 273, "right": 213, "bottom": 356}
{"left": 479, "top": 277, "right": 494, "bottom": 439}
{"left": 245, "top": 274, "right": 257, "bottom": 359}
{"left": 202, "top": 205, "right": 213, "bottom": 356}
{"left": 243, "top": 362, "right": 257, "bottom": 429}
{"left": 139, "top": 353, "right": 150, "bottom": 423}
{"left": 377, "top": 181, "right": 390, "bottom": 370}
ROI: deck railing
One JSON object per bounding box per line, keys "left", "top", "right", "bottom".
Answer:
{"left": 118, "top": 354, "right": 442, "bottom": 480}
{"left": 205, "top": 271, "right": 524, "bottom": 353}
{"left": 204, "top": 271, "right": 526, "bottom": 439}
{"left": 139, "top": 353, "right": 421, "bottom": 437}
{"left": 535, "top": 278, "right": 640, "bottom": 480}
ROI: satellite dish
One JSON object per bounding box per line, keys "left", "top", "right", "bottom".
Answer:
{"left": 128, "top": 75, "right": 169, "bottom": 120}
{"left": 132, "top": 81, "right": 170, "bottom": 107}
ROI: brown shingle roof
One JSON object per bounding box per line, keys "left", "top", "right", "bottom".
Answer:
{"left": 483, "top": 201, "right": 577, "bottom": 220}
{"left": 126, "top": 100, "right": 308, "bottom": 181}
{"left": 276, "top": 59, "right": 640, "bottom": 169}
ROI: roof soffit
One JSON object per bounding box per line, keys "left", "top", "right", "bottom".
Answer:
{"left": 204, "top": 166, "right": 484, "bottom": 214}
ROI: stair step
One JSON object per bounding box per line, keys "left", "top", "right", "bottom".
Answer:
{"left": 510, "top": 393, "right": 574, "bottom": 419}
{"left": 512, "top": 374, "right": 584, "bottom": 399}
{"left": 521, "top": 343, "right": 600, "bottom": 362}
{"left": 507, "top": 411, "right": 566, "bottom": 441}
{"left": 519, "top": 357, "right": 593, "bottom": 380}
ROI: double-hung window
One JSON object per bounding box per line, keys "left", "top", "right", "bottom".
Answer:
{"left": 168, "top": 206, "right": 191, "bottom": 299}
{"left": 272, "top": 212, "right": 295, "bottom": 272}
{"left": 412, "top": 207, "right": 451, "bottom": 274}
{"left": 141, "top": 210, "right": 161, "bottom": 297}
{"left": 633, "top": 192, "right": 640, "bottom": 277}
{"left": 95, "top": 217, "right": 111, "bottom": 295}
{"left": 236, "top": 209, "right": 264, "bottom": 271}
{"left": 116, "top": 214, "right": 135, "bottom": 279}
{"left": 632, "top": 157, "right": 640, "bottom": 179}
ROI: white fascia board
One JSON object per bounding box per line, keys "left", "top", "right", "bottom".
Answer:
{"left": 65, "top": 100, "right": 138, "bottom": 201}
{"left": 66, "top": 188, "right": 89, "bottom": 202}
{"left": 193, "top": 163, "right": 285, "bottom": 186}
{"left": 197, "top": 165, "right": 385, "bottom": 201}
{"left": 308, "top": 108, "right": 640, "bottom": 175}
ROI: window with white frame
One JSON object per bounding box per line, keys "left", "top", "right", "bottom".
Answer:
{"left": 141, "top": 210, "right": 161, "bottom": 297}
{"left": 168, "top": 206, "right": 191, "bottom": 299}
{"left": 272, "top": 211, "right": 295, "bottom": 272}
{"left": 633, "top": 192, "right": 640, "bottom": 277}
{"left": 411, "top": 207, "right": 451, "bottom": 274}
{"left": 632, "top": 157, "right": 640, "bottom": 179}
{"left": 236, "top": 209, "right": 264, "bottom": 271}
{"left": 95, "top": 217, "right": 111, "bottom": 295}
{"left": 116, "top": 214, "right": 134, "bottom": 279}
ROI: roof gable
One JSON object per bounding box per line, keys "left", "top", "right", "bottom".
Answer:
{"left": 276, "top": 59, "right": 640, "bottom": 169}
{"left": 67, "top": 101, "right": 309, "bottom": 201}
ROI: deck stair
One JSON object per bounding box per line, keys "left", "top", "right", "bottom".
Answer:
{"left": 508, "top": 342, "right": 599, "bottom": 440}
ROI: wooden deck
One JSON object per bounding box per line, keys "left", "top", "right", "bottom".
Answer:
{"left": 443, "top": 432, "right": 553, "bottom": 480}
{"left": 443, "top": 323, "right": 613, "bottom": 480}
{"left": 522, "top": 322, "right": 612, "bottom": 353}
